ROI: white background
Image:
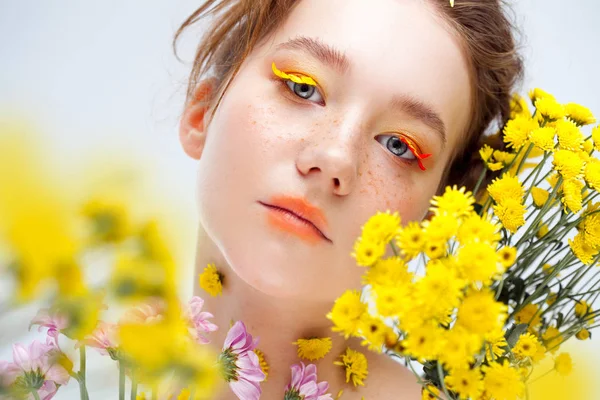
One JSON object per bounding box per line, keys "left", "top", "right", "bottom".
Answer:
{"left": 1, "top": 0, "right": 599, "bottom": 398}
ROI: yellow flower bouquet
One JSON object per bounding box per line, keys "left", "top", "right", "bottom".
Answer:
{"left": 329, "top": 89, "right": 599, "bottom": 400}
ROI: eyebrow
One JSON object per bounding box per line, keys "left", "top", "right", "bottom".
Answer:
{"left": 275, "top": 36, "right": 447, "bottom": 147}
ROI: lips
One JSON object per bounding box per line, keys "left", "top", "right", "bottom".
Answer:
{"left": 258, "top": 195, "right": 331, "bottom": 243}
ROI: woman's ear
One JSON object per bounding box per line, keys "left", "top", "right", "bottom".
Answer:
{"left": 179, "top": 78, "right": 218, "bottom": 160}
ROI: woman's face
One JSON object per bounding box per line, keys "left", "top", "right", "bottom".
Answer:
{"left": 182, "top": 0, "right": 472, "bottom": 301}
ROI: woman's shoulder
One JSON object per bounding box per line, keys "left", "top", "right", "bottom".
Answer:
{"left": 343, "top": 351, "right": 422, "bottom": 400}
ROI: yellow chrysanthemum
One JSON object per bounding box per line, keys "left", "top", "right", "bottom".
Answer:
{"left": 513, "top": 332, "right": 541, "bottom": 360}
{"left": 503, "top": 115, "right": 537, "bottom": 149}
{"left": 514, "top": 303, "right": 542, "bottom": 330}
{"left": 546, "top": 292, "right": 558, "bottom": 306}
{"left": 569, "top": 232, "right": 599, "bottom": 265}
{"left": 423, "top": 239, "right": 447, "bottom": 259}
{"left": 583, "top": 138, "right": 594, "bottom": 154}
{"left": 334, "top": 348, "right": 368, "bottom": 387}
{"left": 396, "top": 222, "right": 425, "bottom": 259}
{"left": 531, "top": 187, "right": 550, "bottom": 208}
{"left": 584, "top": 157, "right": 600, "bottom": 190}
{"left": 510, "top": 93, "right": 531, "bottom": 119}
{"left": 362, "top": 257, "right": 413, "bottom": 289}
{"left": 253, "top": 348, "right": 269, "bottom": 380}
{"left": 536, "top": 223, "right": 549, "bottom": 239}
{"left": 421, "top": 384, "right": 440, "bottom": 400}
{"left": 493, "top": 150, "right": 516, "bottom": 166}
{"left": 401, "top": 323, "right": 444, "bottom": 362}
{"left": 546, "top": 172, "right": 561, "bottom": 188}
{"left": 360, "top": 210, "right": 401, "bottom": 244}
{"left": 327, "top": 290, "right": 367, "bottom": 338}
{"left": 293, "top": 337, "right": 332, "bottom": 361}
{"left": 553, "top": 352, "right": 573, "bottom": 376}
{"left": 552, "top": 149, "right": 585, "bottom": 180}
{"left": 560, "top": 178, "right": 584, "bottom": 213}
{"left": 438, "top": 327, "right": 482, "bottom": 372}
{"left": 445, "top": 367, "right": 484, "bottom": 400}
{"left": 592, "top": 125, "right": 600, "bottom": 151}
{"left": 480, "top": 144, "right": 494, "bottom": 162}
{"left": 484, "top": 329, "right": 508, "bottom": 362}
{"left": 582, "top": 212, "right": 600, "bottom": 249}
{"left": 482, "top": 360, "right": 525, "bottom": 400}
{"left": 199, "top": 263, "right": 223, "bottom": 297}
{"left": 564, "top": 102, "right": 596, "bottom": 126}
{"left": 373, "top": 284, "right": 412, "bottom": 318}
{"left": 575, "top": 328, "right": 590, "bottom": 340}
{"left": 414, "top": 260, "right": 464, "bottom": 318}
{"left": 497, "top": 246, "right": 517, "bottom": 269}
{"left": 430, "top": 185, "right": 475, "bottom": 219}
{"left": 457, "top": 214, "right": 501, "bottom": 245}
{"left": 456, "top": 289, "right": 507, "bottom": 336}
{"left": 574, "top": 300, "right": 592, "bottom": 319}
{"left": 358, "top": 314, "right": 394, "bottom": 353}
{"left": 529, "top": 88, "right": 555, "bottom": 103}
{"left": 542, "top": 326, "right": 563, "bottom": 354}
{"left": 352, "top": 236, "right": 386, "bottom": 267}
{"left": 535, "top": 97, "right": 565, "bottom": 120}
{"left": 487, "top": 173, "right": 524, "bottom": 204}
{"left": 542, "top": 263, "right": 558, "bottom": 276}
{"left": 529, "top": 126, "right": 556, "bottom": 152}
{"left": 493, "top": 198, "right": 526, "bottom": 233}
{"left": 555, "top": 118, "right": 584, "bottom": 151}
{"left": 423, "top": 213, "right": 459, "bottom": 242}
{"left": 457, "top": 242, "right": 501, "bottom": 285}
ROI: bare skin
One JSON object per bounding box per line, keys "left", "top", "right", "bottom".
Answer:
{"left": 179, "top": 0, "right": 473, "bottom": 398}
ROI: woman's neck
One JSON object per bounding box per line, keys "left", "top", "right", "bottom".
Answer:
{"left": 193, "top": 226, "right": 362, "bottom": 398}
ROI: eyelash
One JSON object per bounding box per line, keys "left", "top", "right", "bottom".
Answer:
{"left": 271, "top": 62, "right": 432, "bottom": 171}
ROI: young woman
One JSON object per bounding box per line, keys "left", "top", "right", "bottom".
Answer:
{"left": 174, "top": 0, "right": 523, "bottom": 398}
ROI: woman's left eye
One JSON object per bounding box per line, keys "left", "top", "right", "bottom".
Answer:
{"left": 375, "top": 135, "right": 417, "bottom": 161}
{"left": 285, "top": 80, "right": 324, "bottom": 103}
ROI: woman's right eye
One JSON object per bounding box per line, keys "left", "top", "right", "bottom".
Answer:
{"left": 285, "top": 79, "right": 324, "bottom": 104}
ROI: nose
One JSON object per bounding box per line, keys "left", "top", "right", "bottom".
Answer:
{"left": 295, "top": 140, "right": 358, "bottom": 197}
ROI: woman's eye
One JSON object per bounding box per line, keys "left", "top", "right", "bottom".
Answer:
{"left": 285, "top": 80, "right": 324, "bottom": 103}
{"left": 375, "top": 135, "right": 417, "bottom": 161}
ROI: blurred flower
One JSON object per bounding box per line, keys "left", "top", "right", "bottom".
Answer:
{"left": 326, "top": 290, "right": 366, "bottom": 339}
{"left": 79, "top": 321, "right": 118, "bottom": 357}
{"left": 554, "top": 352, "right": 573, "bottom": 376}
{"left": 284, "top": 362, "right": 332, "bottom": 400}
{"left": 29, "top": 308, "right": 69, "bottom": 348}
{"left": 481, "top": 359, "right": 525, "bottom": 400}
{"left": 184, "top": 296, "right": 218, "bottom": 344}
{"left": 359, "top": 210, "right": 400, "bottom": 243}
{"left": 218, "top": 321, "right": 265, "bottom": 400}
{"left": 5, "top": 340, "right": 70, "bottom": 399}
{"left": 444, "top": 367, "right": 483, "bottom": 400}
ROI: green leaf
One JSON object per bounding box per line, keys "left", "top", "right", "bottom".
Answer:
{"left": 506, "top": 323, "right": 529, "bottom": 348}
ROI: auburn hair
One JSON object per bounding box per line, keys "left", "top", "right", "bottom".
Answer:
{"left": 173, "top": 0, "right": 524, "bottom": 195}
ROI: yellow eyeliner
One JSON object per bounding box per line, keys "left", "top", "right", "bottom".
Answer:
{"left": 271, "top": 62, "right": 317, "bottom": 86}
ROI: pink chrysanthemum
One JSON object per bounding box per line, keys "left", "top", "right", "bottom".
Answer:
{"left": 4, "top": 340, "right": 70, "bottom": 399}
{"left": 29, "top": 308, "right": 69, "bottom": 348}
{"left": 78, "top": 321, "right": 118, "bottom": 356}
{"left": 184, "top": 296, "right": 218, "bottom": 344}
{"left": 284, "top": 362, "right": 332, "bottom": 400}
{"left": 219, "top": 321, "right": 266, "bottom": 400}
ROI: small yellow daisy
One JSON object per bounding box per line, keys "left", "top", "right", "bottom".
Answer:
{"left": 293, "top": 337, "right": 332, "bottom": 361}
{"left": 199, "top": 263, "right": 223, "bottom": 296}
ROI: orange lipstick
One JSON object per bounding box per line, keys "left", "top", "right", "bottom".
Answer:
{"left": 259, "top": 195, "right": 331, "bottom": 244}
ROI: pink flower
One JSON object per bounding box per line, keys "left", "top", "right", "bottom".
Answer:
{"left": 184, "top": 296, "right": 218, "bottom": 344}
{"left": 29, "top": 308, "right": 69, "bottom": 348}
{"left": 118, "top": 298, "right": 165, "bottom": 325}
{"left": 219, "top": 321, "right": 265, "bottom": 400}
{"left": 78, "top": 321, "right": 118, "bottom": 356}
{"left": 285, "top": 362, "right": 332, "bottom": 400}
{"left": 4, "top": 340, "right": 70, "bottom": 399}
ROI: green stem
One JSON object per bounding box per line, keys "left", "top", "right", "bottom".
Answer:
{"left": 30, "top": 389, "right": 41, "bottom": 400}
{"left": 437, "top": 362, "right": 453, "bottom": 400}
{"left": 79, "top": 346, "right": 90, "bottom": 400}
{"left": 130, "top": 371, "right": 138, "bottom": 400}
{"left": 119, "top": 361, "right": 126, "bottom": 400}
{"left": 472, "top": 167, "right": 487, "bottom": 198}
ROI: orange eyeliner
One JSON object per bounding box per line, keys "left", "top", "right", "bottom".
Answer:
{"left": 399, "top": 137, "right": 432, "bottom": 171}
